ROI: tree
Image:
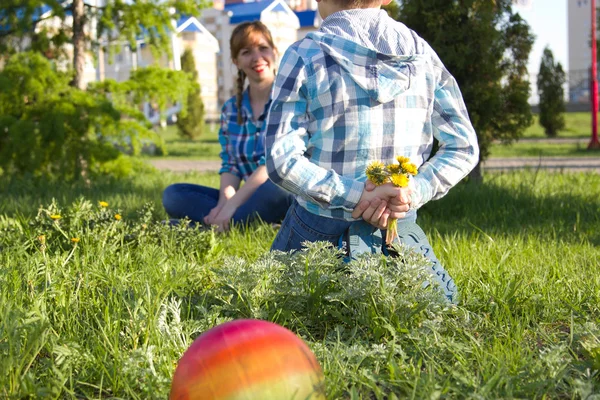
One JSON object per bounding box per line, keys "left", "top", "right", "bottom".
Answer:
{"left": 0, "top": 0, "right": 206, "bottom": 89}
{"left": 388, "top": 0, "right": 534, "bottom": 180}
{"left": 0, "top": 0, "right": 203, "bottom": 180}
{"left": 176, "top": 48, "right": 205, "bottom": 139}
{"left": 537, "top": 47, "right": 566, "bottom": 137}
{"left": 0, "top": 52, "right": 195, "bottom": 179}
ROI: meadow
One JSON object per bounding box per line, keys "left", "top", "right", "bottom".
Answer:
{"left": 1, "top": 168, "right": 599, "bottom": 399}
{"left": 148, "top": 112, "right": 600, "bottom": 161}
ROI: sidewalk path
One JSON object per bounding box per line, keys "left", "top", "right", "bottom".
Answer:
{"left": 149, "top": 156, "right": 600, "bottom": 174}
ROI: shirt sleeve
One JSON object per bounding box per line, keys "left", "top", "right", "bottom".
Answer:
{"left": 218, "top": 106, "right": 243, "bottom": 179}
{"left": 409, "top": 43, "right": 480, "bottom": 210}
{"left": 265, "top": 46, "right": 364, "bottom": 211}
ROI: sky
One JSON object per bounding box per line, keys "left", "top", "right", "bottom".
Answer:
{"left": 513, "top": 0, "right": 568, "bottom": 101}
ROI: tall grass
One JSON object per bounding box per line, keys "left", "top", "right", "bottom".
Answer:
{"left": 1, "top": 169, "right": 599, "bottom": 398}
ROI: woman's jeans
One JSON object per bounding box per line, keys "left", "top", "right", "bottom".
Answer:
{"left": 162, "top": 179, "right": 294, "bottom": 226}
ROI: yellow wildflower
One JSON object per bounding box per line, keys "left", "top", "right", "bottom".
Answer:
{"left": 38, "top": 235, "right": 46, "bottom": 244}
{"left": 390, "top": 173, "right": 409, "bottom": 188}
{"left": 401, "top": 162, "right": 418, "bottom": 176}
{"left": 386, "top": 164, "right": 401, "bottom": 175}
{"left": 99, "top": 201, "right": 109, "bottom": 208}
{"left": 366, "top": 161, "right": 388, "bottom": 185}
{"left": 71, "top": 237, "right": 80, "bottom": 243}
{"left": 114, "top": 214, "right": 122, "bottom": 221}
{"left": 50, "top": 214, "right": 61, "bottom": 220}
{"left": 396, "top": 156, "right": 410, "bottom": 164}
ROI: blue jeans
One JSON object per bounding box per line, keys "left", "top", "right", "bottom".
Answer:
{"left": 162, "top": 179, "right": 294, "bottom": 226}
{"left": 271, "top": 200, "right": 417, "bottom": 252}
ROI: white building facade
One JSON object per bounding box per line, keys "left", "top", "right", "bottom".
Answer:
{"left": 568, "top": 0, "right": 595, "bottom": 103}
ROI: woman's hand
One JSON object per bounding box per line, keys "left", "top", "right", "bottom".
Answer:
{"left": 211, "top": 202, "right": 238, "bottom": 232}
{"left": 204, "top": 203, "right": 225, "bottom": 225}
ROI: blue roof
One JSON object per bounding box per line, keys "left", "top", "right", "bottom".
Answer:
{"left": 225, "top": 0, "right": 278, "bottom": 24}
{"left": 0, "top": 2, "right": 69, "bottom": 33}
{"left": 294, "top": 10, "right": 317, "bottom": 28}
{"left": 176, "top": 16, "right": 204, "bottom": 33}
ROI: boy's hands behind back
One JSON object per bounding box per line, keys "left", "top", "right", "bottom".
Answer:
{"left": 352, "top": 181, "right": 411, "bottom": 230}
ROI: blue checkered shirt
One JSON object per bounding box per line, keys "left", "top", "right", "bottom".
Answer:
{"left": 219, "top": 89, "right": 268, "bottom": 180}
{"left": 265, "top": 9, "right": 479, "bottom": 220}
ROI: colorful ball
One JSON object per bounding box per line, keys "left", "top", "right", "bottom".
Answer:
{"left": 169, "top": 319, "right": 326, "bottom": 400}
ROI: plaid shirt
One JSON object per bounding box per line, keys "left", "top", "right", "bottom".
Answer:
{"left": 265, "top": 9, "right": 479, "bottom": 220}
{"left": 219, "top": 88, "right": 268, "bottom": 180}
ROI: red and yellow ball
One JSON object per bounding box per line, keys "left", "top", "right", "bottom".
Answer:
{"left": 169, "top": 319, "right": 326, "bottom": 400}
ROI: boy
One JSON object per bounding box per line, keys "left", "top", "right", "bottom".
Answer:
{"left": 265, "top": 0, "right": 479, "bottom": 303}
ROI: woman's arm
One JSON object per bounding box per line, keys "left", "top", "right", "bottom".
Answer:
{"left": 211, "top": 166, "right": 269, "bottom": 231}
{"left": 204, "top": 172, "right": 241, "bottom": 225}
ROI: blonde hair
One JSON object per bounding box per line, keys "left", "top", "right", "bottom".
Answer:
{"left": 230, "top": 21, "right": 276, "bottom": 125}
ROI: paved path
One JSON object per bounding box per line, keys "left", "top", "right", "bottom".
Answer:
{"left": 149, "top": 156, "right": 600, "bottom": 174}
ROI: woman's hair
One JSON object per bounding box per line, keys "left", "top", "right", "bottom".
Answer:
{"left": 230, "top": 21, "right": 276, "bottom": 125}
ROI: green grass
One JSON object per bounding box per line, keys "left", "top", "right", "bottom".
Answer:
{"left": 523, "top": 112, "right": 592, "bottom": 139}
{"left": 149, "top": 124, "right": 221, "bottom": 160}
{"left": 489, "top": 140, "right": 599, "bottom": 158}
{"left": 1, "top": 169, "right": 600, "bottom": 398}
{"left": 489, "top": 112, "right": 600, "bottom": 158}
{"left": 153, "top": 113, "right": 599, "bottom": 160}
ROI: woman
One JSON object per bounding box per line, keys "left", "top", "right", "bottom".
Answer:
{"left": 162, "top": 21, "right": 293, "bottom": 232}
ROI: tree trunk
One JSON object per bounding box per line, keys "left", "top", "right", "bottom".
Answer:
{"left": 71, "top": 0, "right": 86, "bottom": 90}
{"left": 469, "top": 160, "right": 483, "bottom": 183}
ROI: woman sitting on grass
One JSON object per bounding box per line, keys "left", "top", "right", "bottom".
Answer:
{"left": 162, "top": 22, "right": 293, "bottom": 232}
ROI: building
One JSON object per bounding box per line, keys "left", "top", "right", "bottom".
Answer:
{"left": 98, "top": 16, "right": 221, "bottom": 122}
{"left": 568, "top": 0, "right": 595, "bottom": 103}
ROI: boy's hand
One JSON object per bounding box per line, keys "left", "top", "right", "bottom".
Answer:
{"left": 352, "top": 181, "right": 411, "bottom": 230}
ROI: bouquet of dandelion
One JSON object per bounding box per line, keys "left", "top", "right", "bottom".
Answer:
{"left": 365, "top": 156, "right": 418, "bottom": 245}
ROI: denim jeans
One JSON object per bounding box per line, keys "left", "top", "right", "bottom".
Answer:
{"left": 271, "top": 200, "right": 417, "bottom": 253}
{"left": 162, "top": 179, "right": 294, "bottom": 226}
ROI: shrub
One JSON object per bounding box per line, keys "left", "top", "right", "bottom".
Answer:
{"left": 176, "top": 49, "right": 205, "bottom": 140}
{"left": 537, "top": 47, "right": 566, "bottom": 137}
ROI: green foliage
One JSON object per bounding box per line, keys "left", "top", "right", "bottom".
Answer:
{"left": 1, "top": 171, "right": 600, "bottom": 398}
{"left": 0, "top": 0, "right": 208, "bottom": 59}
{"left": 0, "top": 52, "right": 163, "bottom": 180}
{"left": 537, "top": 47, "right": 566, "bottom": 137}
{"left": 389, "top": 0, "right": 534, "bottom": 165}
{"left": 176, "top": 48, "right": 205, "bottom": 139}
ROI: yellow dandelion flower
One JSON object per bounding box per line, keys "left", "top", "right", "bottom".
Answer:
{"left": 396, "top": 156, "right": 410, "bottom": 164}
{"left": 38, "top": 235, "right": 46, "bottom": 244}
{"left": 71, "top": 237, "right": 80, "bottom": 243}
{"left": 386, "top": 164, "right": 401, "bottom": 175}
{"left": 390, "top": 173, "right": 409, "bottom": 188}
{"left": 50, "top": 214, "right": 61, "bottom": 220}
{"left": 99, "top": 201, "right": 109, "bottom": 208}
{"left": 114, "top": 214, "right": 122, "bottom": 221}
{"left": 366, "top": 161, "right": 388, "bottom": 185}
{"left": 401, "top": 162, "right": 418, "bottom": 176}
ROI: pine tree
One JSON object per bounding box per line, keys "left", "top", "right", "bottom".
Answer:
{"left": 537, "top": 47, "right": 566, "bottom": 137}
{"left": 177, "top": 48, "right": 205, "bottom": 139}
{"left": 387, "top": 0, "right": 534, "bottom": 180}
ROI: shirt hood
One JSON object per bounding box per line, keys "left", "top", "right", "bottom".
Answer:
{"left": 306, "top": 9, "right": 427, "bottom": 103}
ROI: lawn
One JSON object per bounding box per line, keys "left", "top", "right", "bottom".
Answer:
{"left": 150, "top": 112, "right": 600, "bottom": 161}
{"left": 1, "top": 169, "right": 599, "bottom": 399}
{"left": 150, "top": 124, "right": 221, "bottom": 161}
{"left": 490, "top": 112, "right": 600, "bottom": 158}
{"left": 522, "top": 112, "right": 591, "bottom": 139}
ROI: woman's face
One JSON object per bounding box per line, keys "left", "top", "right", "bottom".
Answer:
{"left": 233, "top": 35, "right": 277, "bottom": 85}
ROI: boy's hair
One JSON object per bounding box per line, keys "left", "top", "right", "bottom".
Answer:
{"left": 230, "top": 21, "right": 276, "bottom": 125}
{"left": 330, "top": 0, "right": 381, "bottom": 9}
